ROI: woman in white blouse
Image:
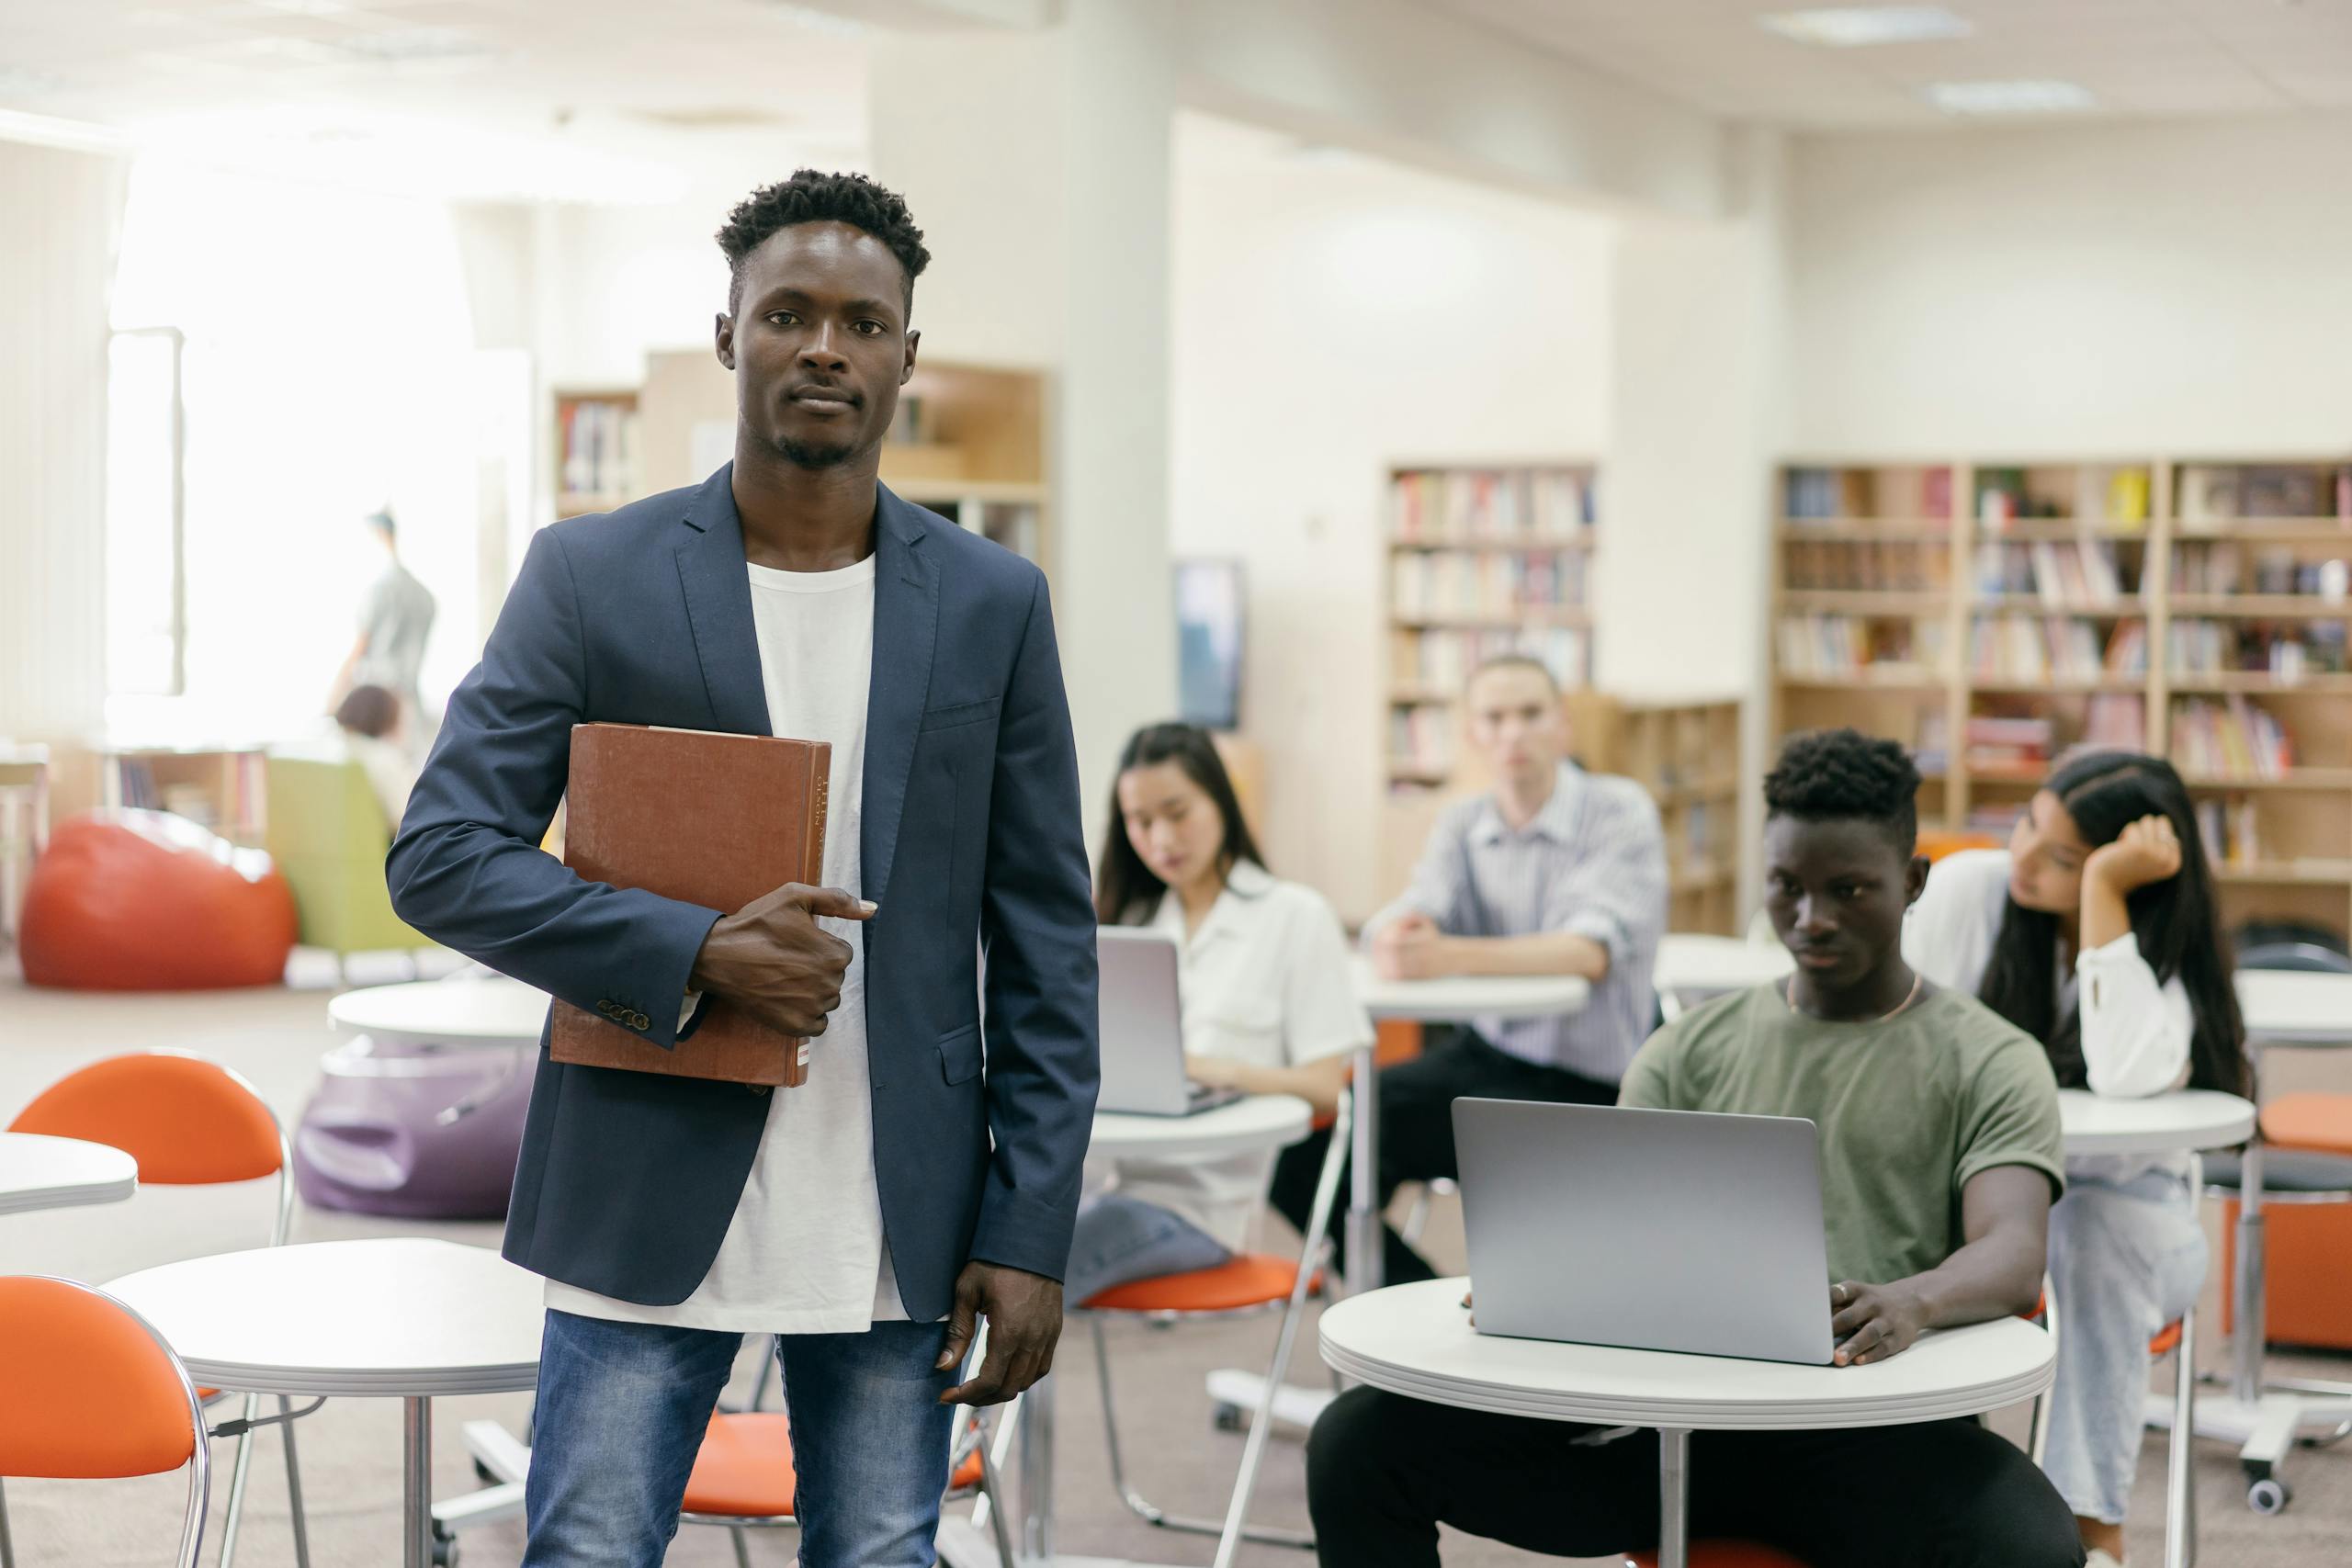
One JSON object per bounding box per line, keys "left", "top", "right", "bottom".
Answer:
{"left": 1905, "top": 750, "right": 2247, "bottom": 1568}
{"left": 1070, "top": 723, "right": 1373, "bottom": 1305}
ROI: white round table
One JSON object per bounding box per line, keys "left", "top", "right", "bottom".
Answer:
{"left": 2235, "top": 969, "right": 2352, "bottom": 1047}
{"left": 1320, "top": 1277, "right": 2053, "bottom": 1568}
{"left": 2058, "top": 1089, "right": 2256, "bottom": 1156}
{"left": 107, "top": 1237, "right": 544, "bottom": 1568}
{"left": 328, "top": 976, "right": 551, "bottom": 1048}
{"left": 0, "top": 1131, "right": 137, "bottom": 1218}
{"left": 1653, "top": 934, "right": 1792, "bottom": 1004}
{"left": 1350, "top": 957, "right": 1591, "bottom": 1022}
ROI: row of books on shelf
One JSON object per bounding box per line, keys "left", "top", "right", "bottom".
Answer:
{"left": 1783, "top": 466, "right": 1952, "bottom": 522}
{"left": 1974, "top": 467, "right": 2152, "bottom": 528}
{"left": 2171, "top": 697, "right": 2295, "bottom": 779}
{"left": 1391, "top": 468, "right": 1595, "bottom": 541}
{"left": 1928, "top": 702, "right": 2145, "bottom": 779}
{"left": 1389, "top": 707, "right": 1454, "bottom": 774}
{"left": 1973, "top": 541, "right": 2133, "bottom": 606}
{"left": 1776, "top": 615, "right": 1948, "bottom": 680}
{"left": 2194, "top": 796, "right": 2267, "bottom": 872}
{"left": 558, "top": 399, "right": 639, "bottom": 503}
{"left": 2169, "top": 620, "right": 2349, "bottom": 676}
{"left": 2178, "top": 464, "right": 2352, "bottom": 525}
{"left": 1783, "top": 540, "right": 1946, "bottom": 592}
{"left": 1391, "top": 549, "right": 1589, "bottom": 616}
{"left": 2172, "top": 542, "right": 2352, "bottom": 599}
{"left": 1391, "top": 626, "right": 1590, "bottom": 692}
{"left": 1970, "top": 616, "right": 2146, "bottom": 682}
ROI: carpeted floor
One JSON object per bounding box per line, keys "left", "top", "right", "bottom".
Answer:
{"left": 6, "top": 961, "right": 2351, "bottom": 1566}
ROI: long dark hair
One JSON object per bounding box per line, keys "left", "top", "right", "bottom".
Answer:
{"left": 1977, "top": 751, "right": 2247, "bottom": 1095}
{"left": 1095, "top": 723, "right": 1266, "bottom": 925}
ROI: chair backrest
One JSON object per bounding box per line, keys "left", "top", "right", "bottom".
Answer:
{"left": 0, "top": 1276, "right": 210, "bottom": 1568}
{"left": 8, "top": 1051, "right": 284, "bottom": 1186}
{"left": 263, "top": 753, "right": 423, "bottom": 957}
{"left": 0, "top": 1277, "right": 203, "bottom": 1479}
{"left": 2237, "top": 941, "right": 2352, "bottom": 976}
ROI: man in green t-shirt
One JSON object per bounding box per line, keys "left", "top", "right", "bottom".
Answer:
{"left": 1307, "top": 728, "right": 2084, "bottom": 1568}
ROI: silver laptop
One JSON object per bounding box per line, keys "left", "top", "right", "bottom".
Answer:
{"left": 1453, "top": 1099, "right": 1834, "bottom": 1365}
{"left": 1095, "top": 927, "right": 1246, "bottom": 1117}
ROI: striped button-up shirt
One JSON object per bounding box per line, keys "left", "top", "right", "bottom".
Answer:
{"left": 1368, "top": 762, "right": 1668, "bottom": 1083}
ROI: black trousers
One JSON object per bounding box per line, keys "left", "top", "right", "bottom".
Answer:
{"left": 1308, "top": 1385, "right": 2086, "bottom": 1568}
{"left": 1267, "top": 1027, "right": 1617, "bottom": 1286}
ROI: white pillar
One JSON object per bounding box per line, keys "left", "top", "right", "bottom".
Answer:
{"left": 0, "top": 139, "right": 125, "bottom": 748}
{"left": 868, "top": 0, "right": 1178, "bottom": 837}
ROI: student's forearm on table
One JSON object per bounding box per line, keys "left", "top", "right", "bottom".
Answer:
{"left": 1227, "top": 1056, "right": 1351, "bottom": 1116}
{"left": 1435, "top": 931, "right": 1610, "bottom": 981}
{"left": 1897, "top": 1217, "right": 2046, "bottom": 1328}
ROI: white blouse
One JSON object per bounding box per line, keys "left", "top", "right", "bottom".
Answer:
{"left": 1098, "top": 860, "right": 1373, "bottom": 1253}
{"left": 1904, "top": 848, "right": 2194, "bottom": 1180}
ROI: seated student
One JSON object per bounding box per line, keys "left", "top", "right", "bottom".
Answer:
{"left": 1307, "top": 728, "right": 2083, "bottom": 1568}
{"left": 1272, "top": 653, "right": 1667, "bottom": 1285}
{"left": 1070, "top": 723, "right": 1372, "bottom": 1305}
{"left": 1905, "top": 750, "right": 2246, "bottom": 1568}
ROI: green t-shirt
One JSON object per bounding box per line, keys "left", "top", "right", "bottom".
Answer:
{"left": 1619, "top": 983, "right": 2064, "bottom": 1289}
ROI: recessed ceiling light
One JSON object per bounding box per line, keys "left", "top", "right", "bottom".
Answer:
{"left": 1760, "top": 7, "right": 1973, "bottom": 48}
{"left": 1926, "top": 78, "right": 2098, "bottom": 116}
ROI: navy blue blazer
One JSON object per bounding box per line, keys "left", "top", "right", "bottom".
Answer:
{"left": 386, "top": 467, "right": 1100, "bottom": 1318}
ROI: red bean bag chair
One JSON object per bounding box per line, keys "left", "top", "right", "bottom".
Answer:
{"left": 20, "top": 811, "right": 298, "bottom": 990}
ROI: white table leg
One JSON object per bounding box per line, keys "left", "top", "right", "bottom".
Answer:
{"left": 1018, "top": 1368, "right": 1056, "bottom": 1563}
{"left": 1346, "top": 1043, "right": 1381, "bottom": 1295}
{"left": 1657, "top": 1427, "right": 1691, "bottom": 1568}
{"left": 404, "top": 1397, "right": 432, "bottom": 1568}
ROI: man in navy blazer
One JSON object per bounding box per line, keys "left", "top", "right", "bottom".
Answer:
{"left": 388, "top": 172, "right": 1098, "bottom": 1568}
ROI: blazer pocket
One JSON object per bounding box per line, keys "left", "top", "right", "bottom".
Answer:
{"left": 920, "top": 696, "right": 1001, "bottom": 733}
{"left": 937, "top": 1021, "right": 984, "bottom": 1085}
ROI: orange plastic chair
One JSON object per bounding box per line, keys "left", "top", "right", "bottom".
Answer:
{"left": 0, "top": 1276, "right": 210, "bottom": 1568}
{"left": 6, "top": 1052, "right": 308, "bottom": 1568}
{"left": 1075, "top": 1089, "right": 1351, "bottom": 1567}
{"left": 675, "top": 1373, "right": 1013, "bottom": 1568}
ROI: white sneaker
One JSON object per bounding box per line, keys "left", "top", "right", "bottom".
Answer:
{"left": 2086, "top": 1551, "right": 2124, "bottom": 1568}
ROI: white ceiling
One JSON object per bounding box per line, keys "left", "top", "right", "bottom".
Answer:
{"left": 0, "top": 0, "right": 876, "bottom": 198}
{"left": 1428, "top": 0, "right": 2352, "bottom": 128}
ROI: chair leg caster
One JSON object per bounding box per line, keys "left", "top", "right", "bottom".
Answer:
{"left": 2247, "top": 1475, "right": 2291, "bottom": 1515}
{"left": 1212, "top": 1403, "right": 1245, "bottom": 1433}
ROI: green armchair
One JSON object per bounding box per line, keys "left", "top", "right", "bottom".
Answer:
{"left": 264, "top": 751, "right": 429, "bottom": 972}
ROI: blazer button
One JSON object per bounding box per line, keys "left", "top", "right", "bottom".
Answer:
{"left": 632, "top": 1012, "right": 650, "bottom": 1030}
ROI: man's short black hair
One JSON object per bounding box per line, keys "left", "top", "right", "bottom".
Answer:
{"left": 1764, "top": 728, "right": 1920, "bottom": 852}
{"left": 716, "top": 170, "right": 931, "bottom": 314}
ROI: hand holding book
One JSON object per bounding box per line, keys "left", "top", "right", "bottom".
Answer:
{"left": 691, "top": 883, "right": 876, "bottom": 1039}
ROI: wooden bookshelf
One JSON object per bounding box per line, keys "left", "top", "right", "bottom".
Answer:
{"left": 1382, "top": 464, "right": 1599, "bottom": 785}
{"left": 1567, "top": 692, "right": 1744, "bottom": 935}
{"left": 619, "top": 354, "right": 1052, "bottom": 574}
{"left": 552, "top": 389, "right": 640, "bottom": 519}
{"left": 1772, "top": 455, "right": 2352, "bottom": 942}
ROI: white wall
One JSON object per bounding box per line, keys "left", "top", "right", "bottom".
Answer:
{"left": 1792, "top": 113, "right": 2352, "bottom": 456}
{"left": 0, "top": 139, "right": 125, "bottom": 745}
{"left": 1170, "top": 115, "right": 1614, "bottom": 919}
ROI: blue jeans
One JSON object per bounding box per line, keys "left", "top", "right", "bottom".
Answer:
{"left": 2041, "top": 1166, "right": 2209, "bottom": 1524}
{"left": 522, "top": 1309, "right": 957, "bottom": 1568}
{"left": 1064, "top": 1192, "right": 1230, "bottom": 1306}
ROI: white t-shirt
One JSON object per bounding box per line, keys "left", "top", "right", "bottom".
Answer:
{"left": 1100, "top": 861, "right": 1373, "bottom": 1252}
{"left": 547, "top": 553, "right": 908, "bottom": 1333}
{"left": 1904, "top": 847, "right": 2196, "bottom": 1184}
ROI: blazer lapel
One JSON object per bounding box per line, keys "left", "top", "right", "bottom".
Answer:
{"left": 861, "top": 485, "right": 938, "bottom": 910}
{"left": 673, "top": 465, "right": 774, "bottom": 738}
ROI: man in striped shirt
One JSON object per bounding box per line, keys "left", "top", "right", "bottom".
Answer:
{"left": 1272, "top": 655, "right": 1668, "bottom": 1284}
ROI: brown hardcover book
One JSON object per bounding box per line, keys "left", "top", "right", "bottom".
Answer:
{"left": 550, "top": 723, "right": 831, "bottom": 1087}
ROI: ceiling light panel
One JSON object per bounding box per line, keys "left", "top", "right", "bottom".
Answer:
{"left": 1760, "top": 7, "right": 1974, "bottom": 48}
{"left": 1926, "top": 78, "right": 2098, "bottom": 115}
